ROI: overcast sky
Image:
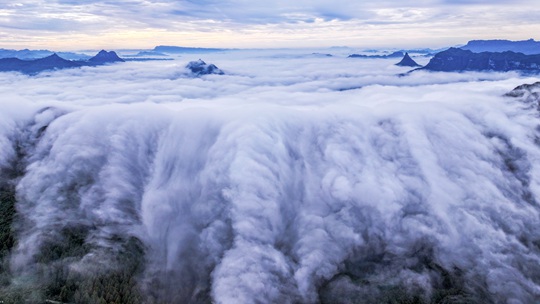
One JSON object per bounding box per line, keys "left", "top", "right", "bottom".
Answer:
{"left": 0, "top": 0, "right": 539, "bottom": 50}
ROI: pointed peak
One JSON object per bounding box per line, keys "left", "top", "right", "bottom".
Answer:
{"left": 395, "top": 52, "right": 421, "bottom": 67}
{"left": 38, "top": 53, "right": 66, "bottom": 62}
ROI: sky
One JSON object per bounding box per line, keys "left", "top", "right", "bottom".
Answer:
{"left": 0, "top": 1, "right": 540, "bottom": 51}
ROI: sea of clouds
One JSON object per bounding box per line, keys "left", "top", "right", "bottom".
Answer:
{"left": 1, "top": 50, "right": 540, "bottom": 303}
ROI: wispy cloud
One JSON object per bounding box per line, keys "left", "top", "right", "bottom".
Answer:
{"left": 0, "top": 1, "right": 539, "bottom": 55}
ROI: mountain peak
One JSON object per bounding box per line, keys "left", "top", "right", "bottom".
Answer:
{"left": 396, "top": 52, "right": 421, "bottom": 67}
{"left": 88, "top": 50, "right": 124, "bottom": 63}
{"left": 36, "top": 53, "right": 72, "bottom": 64}
{"left": 39, "top": 53, "right": 63, "bottom": 61}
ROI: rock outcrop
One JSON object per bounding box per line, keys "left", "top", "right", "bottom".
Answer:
{"left": 186, "top": 59, "right": 224, "bottom": 76}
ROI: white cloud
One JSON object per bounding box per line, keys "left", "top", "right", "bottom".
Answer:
{"left": 2, "top": 52, "right": 540, "bottom": 302}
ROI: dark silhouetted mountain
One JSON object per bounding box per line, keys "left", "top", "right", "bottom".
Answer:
{"left": 420, "top": 48, "right": 540, "bottom": 72}
{"left": 186, "top": 59, "right": 224, "bottom": 76}
{"left": 34, "top": 54, "right": 81, "bottom": 69}
{"left": 461, "top": 39, "right": 540, "bottom": 55}
{"left": 154, "top": 45, "right": 226, "bottom": 53}
{"left": 0, "top": 48, "right": 90, "bottom": 60}
{"left": 88, "top": 50, "right": 124, "bottom": 65}
{"left": 348, "top": 51, "right": 404, "bottom": 59}
{"left": 0, "top": 50, "right": 125, "bottom": 75}
{"left": 0, "top": 54, "right": 81, "bottom": 74}
{"left": 0, "top": 58, "right": 27, "bottom": 72}
{"left": 396, "top": 53, "right": 421, "bottom": 67}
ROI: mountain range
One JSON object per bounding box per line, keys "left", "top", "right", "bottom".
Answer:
{"left": 0, "top": 50, "right": 124, "bottom": 74}
{"left": 0, "top": 48, "right": 90, "bottom": 60}
{"left": 153, "top": 45, "right": 226, "bottom": 53}
{"left": 420, "top": 48, "right": 540, "bottom": 73}
{"left": 461, "top": 39, "right": 540, "bottom": 55}
{"left": 348, "top": 51, "right": 404, "bottom": 59}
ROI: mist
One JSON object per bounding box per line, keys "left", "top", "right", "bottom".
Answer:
{"left": 1, "top": 50, "right": 540, "bottom": 303}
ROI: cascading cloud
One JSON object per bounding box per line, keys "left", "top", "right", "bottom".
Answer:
{"left": 0, "top": 54, "right": 539, "bottom": 303}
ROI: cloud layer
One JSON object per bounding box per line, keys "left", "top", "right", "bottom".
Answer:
{"left": 1, "top": 52, "right": 540, "bottom": 302}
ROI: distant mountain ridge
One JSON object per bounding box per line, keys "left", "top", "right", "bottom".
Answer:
{"left": 0, "top": 50, "right": 124, "bottom": 74}
{"left": 153, "top": 45, "right": 226, "bottom": 53}
{"left": 0, "top": 48, "right": 90, "bottom": 60}
{"left": 348, "top": 51, "right": 404, "bottom": 59}
{"left": 420, "top": 48, "right": 540, "bottom": 72}
{"left": 461, "top": 39, "right": 540, "bottom": 55}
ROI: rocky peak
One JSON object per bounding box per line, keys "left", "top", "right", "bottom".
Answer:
{"left": 186, "top": 59, "right": 224, "bottom": 76}
{"left": 396, "top": 52, "right": 421, "bottom": 67}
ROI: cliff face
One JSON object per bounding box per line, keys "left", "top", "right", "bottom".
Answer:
{"left": 422, "top": 48, "right": 540, "bottom": 72}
